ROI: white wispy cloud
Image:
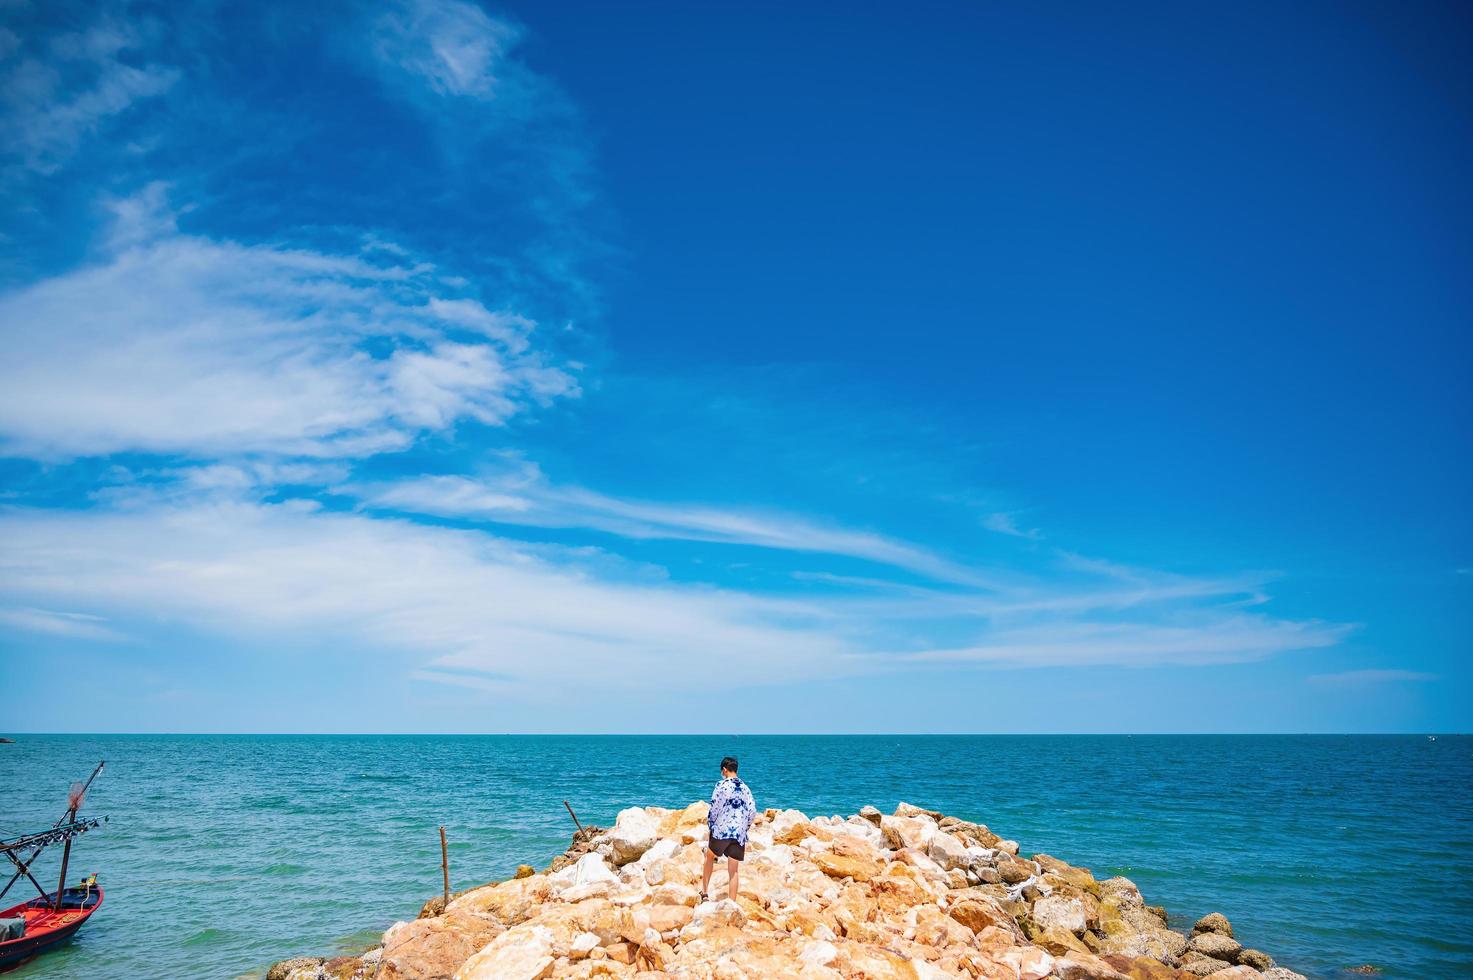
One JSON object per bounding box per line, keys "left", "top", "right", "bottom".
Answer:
{"left": 349, "top": 466, "right": 1004, "bottom": 588}
{"left": 905, "top": 617, "right": 1351, "bottom": 669}
{"left": 0, "top": 18, "right": 178, "bottom": 176}
{"left": 1307, "top": 669, "right": 1439, "bottom": 688}
{"left": 371, "top": 0, "right": 522, "bottom": 99}
{"left": 0, "top": 187, "right": 576, "bottom": 459}
{"left": 0, "top": 490, "right": 1355, "bottom": 690}
{"left": 983, "top": 511, "right": 1042, "bottom": 540}
{"left": 0, "top": 498, "right": 853, "bottom": 690}
{"left": 0, "top": 606, "right": 127, "bottom": 642}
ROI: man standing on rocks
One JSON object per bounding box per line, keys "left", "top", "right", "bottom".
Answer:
{"left": 700, "top": 755, "right": 756, "bottom": 903}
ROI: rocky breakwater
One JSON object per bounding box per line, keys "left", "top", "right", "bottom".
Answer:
{"left": 267, "top": 801, "right": 1307, "bottom": 980}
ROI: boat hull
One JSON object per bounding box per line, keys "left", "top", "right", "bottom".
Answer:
{"left": 0, "top": 886, "right": 103, "bottom": 972}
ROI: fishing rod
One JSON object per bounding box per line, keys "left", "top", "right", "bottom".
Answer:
{"left": 0, "top": 761, "right": 105, "bottom": 902}
{"left": 0, "top": 819, "right": 107, "bottom": 855}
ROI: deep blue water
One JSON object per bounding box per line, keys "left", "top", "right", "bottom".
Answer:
{"left": 1, "top": 735, "right": 1469, "bottom": 979}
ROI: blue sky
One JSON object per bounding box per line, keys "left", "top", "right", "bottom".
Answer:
{"left": 0, "top": 0, "right": 1467, "bottom": 733}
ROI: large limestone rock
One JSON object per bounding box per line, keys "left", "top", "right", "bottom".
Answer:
{"left": 927, "top": 830, "right": 970, "bottom": 870}
{"left": 998, "top": 856, "right": 1036, "bottom": 885}
{"left": 1188, "top": 930, "right": 1243, "bottom": 963}
{"left": 1192, "top": 911, "right": 1233, "bottom": 937}
{"left": 881, "top": 814, "right": 938, "bottom": 852}
{"left": 1031, "top": 924, "right": 1092, "bottom": 956}
{"left": 1098, "top": 877, "right": 1145, "bottom": 909}
{"left": 266, "top": 959, "right": 325, "bottom": 980}
{"left": 1238, "top": 948, "right": 1274, "bottom": 969}
{"left": 813, "top": 850, "right": 881, "bottom": 882}
{"left": 452, "top": 923, "right": 555, "bottom": 980}
{"left": 604, "top": 807, "right": 660, "bottom": 866}
{"left": 894, "top": 801, "right": 941, "bottom": 819}
{"left": 946, "top": 895, "right": 1022, "bottom": 939}
{"left": 548, "top": 852, "right": 618, "bottom": 903}
{"left": 378, "top": 909, "right": 504, "bottom": 979}
{"left": 1053, "top": 953, "right": 1132, "bottom": 980}
{"left": 1033, "top": 895, "right": 1088, "bottom": 933}
{"left": 1099, "top": 954, "right": 1182, "bottom": 980}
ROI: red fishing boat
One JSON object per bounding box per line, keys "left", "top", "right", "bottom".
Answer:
{"left": 0, "top": 763, "right": 107, "bottom": 973}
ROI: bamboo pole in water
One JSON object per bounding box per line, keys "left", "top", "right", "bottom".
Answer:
{"left": 439, "top": 826, "right": 449, "bottom": 910}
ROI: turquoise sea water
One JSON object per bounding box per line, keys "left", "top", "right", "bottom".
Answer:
{"left": 1, "top": 735, "right": 1469, "bottom": 979}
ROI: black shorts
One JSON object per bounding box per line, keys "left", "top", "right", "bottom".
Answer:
{"left": 708, "top": 836, "right": 745, "bottom": 861}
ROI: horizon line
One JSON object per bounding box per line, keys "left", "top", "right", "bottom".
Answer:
{"left": 3, "top": 731, "right": 1464, "bottom": 737}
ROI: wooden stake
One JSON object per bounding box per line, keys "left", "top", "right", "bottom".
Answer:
{"left": 563, "top": 800, "right": 584, "bottom": 835}
{"left": 439, "top": 826, "right": 449, "bottom": 910}
{"left": 53, "top": 836, "right": 72, "bottom": 912}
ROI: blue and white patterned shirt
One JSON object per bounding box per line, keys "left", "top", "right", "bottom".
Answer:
{"left": 708, "top": 776, "right": 757, "bottom": 845}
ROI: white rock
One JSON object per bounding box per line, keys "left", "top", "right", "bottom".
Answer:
{"left": 568, "top": 852, "right": 619, "bottom": 887}
{"left": 680, "top": 897, "right": 747, "bottom": 942}
{"left": 997, "top": 839, "right": 1020, "bottom": 855}
{"left": 799, "top": 940, "right": 839, "bottom": 966}
{"left": 880, "top": 814, "right": 937, "bottom": 852}
{"left": 745, "top": 828, "right": 775, "bottom": 850}
{"left": 964, "top": 845, "right": 996, "bottom": 865}
{"left": 610, "top": 884, "right": 652, "bottom": 906}
{"left": 912, "top": 958, "right": 951, "bottom": 980}
{"left": 768, "top": 809, "right": 810, "bottom": 840}
{"left": 559, "top": 881, "right": 613, "bottom": 902}
{"left": 651, "top": 883, "right": 699, "bottom": 907}
{"left": 569, "top": 932, "right": 599, "bottom": 959}
{"left": 928, "top": 830, "right": 970, "bottom": 870}
{"left": 1000, "top": 945, "right": 1055, "bottom": 980}
{"left": 453, "top": 923, "right": 555, "bottom": 980}
{"left": 1033, "top": 896, "right": 1087, "bottom": 934}
{"left": 634, "top": 837, "right": 679, "bottom": 868}
{"left": 892, "top": 846, "right": 945, "bottom": 877}
{"left": 607, "top": 807, "right": 661, "bottom": 865}
{"left": 693, "top": 898, "right": 746, "bottom": 928}
{"left": 753, "top": 842, "right": 794, "bottom": 867}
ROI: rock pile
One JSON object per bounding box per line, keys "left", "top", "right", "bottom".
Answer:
{"left": 267, "top": 802, "right": 1306, "bottom": 980}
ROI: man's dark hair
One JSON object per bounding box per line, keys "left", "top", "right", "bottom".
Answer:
{"left": 721, "top": 756, "right": 738, "bottom": 773}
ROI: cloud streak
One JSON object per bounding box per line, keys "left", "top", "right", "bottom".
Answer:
{"left": 0, "top": 497, "right": 853, "bottom": 690}
{"left": 1307, "top": 669, "right": 1439, "bottom": 688}
{"left": 0, "top": 606, "right": 127, "bottom": 642}
{"left": 905, "top": 618, "right": 1351, "bottom": 669}
{"left": 372, "top": 0, "right": 521, "bottom": 100}
{"left": 0, "top": 17, "right": 178, "bottom": 177}
{"left": 0, "top": 188, "right": 576, "bottom": 459}
{"left": 350, "top": 467, "right": 1004, "bottom": 588}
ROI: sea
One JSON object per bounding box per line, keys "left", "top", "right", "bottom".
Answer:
{"left": 1, "top": 735, "right": 1469, "bottom": 979}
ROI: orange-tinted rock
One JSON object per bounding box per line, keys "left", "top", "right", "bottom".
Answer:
{"left": 813, "top": 851, "right": 882, "bottom": 882}
{"left": 1101, "top": 954, "right": 1186, "bottom": 980}
{"left": 947, "top": 897, "right": 1021, "bottom": 938}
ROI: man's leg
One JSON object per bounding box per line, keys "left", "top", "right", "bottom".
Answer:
{"left": 701, "top": 848, "right": 715, "bottom": 899}
{"left": 726, "top": 857, "right": 740, "bottom": 901}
